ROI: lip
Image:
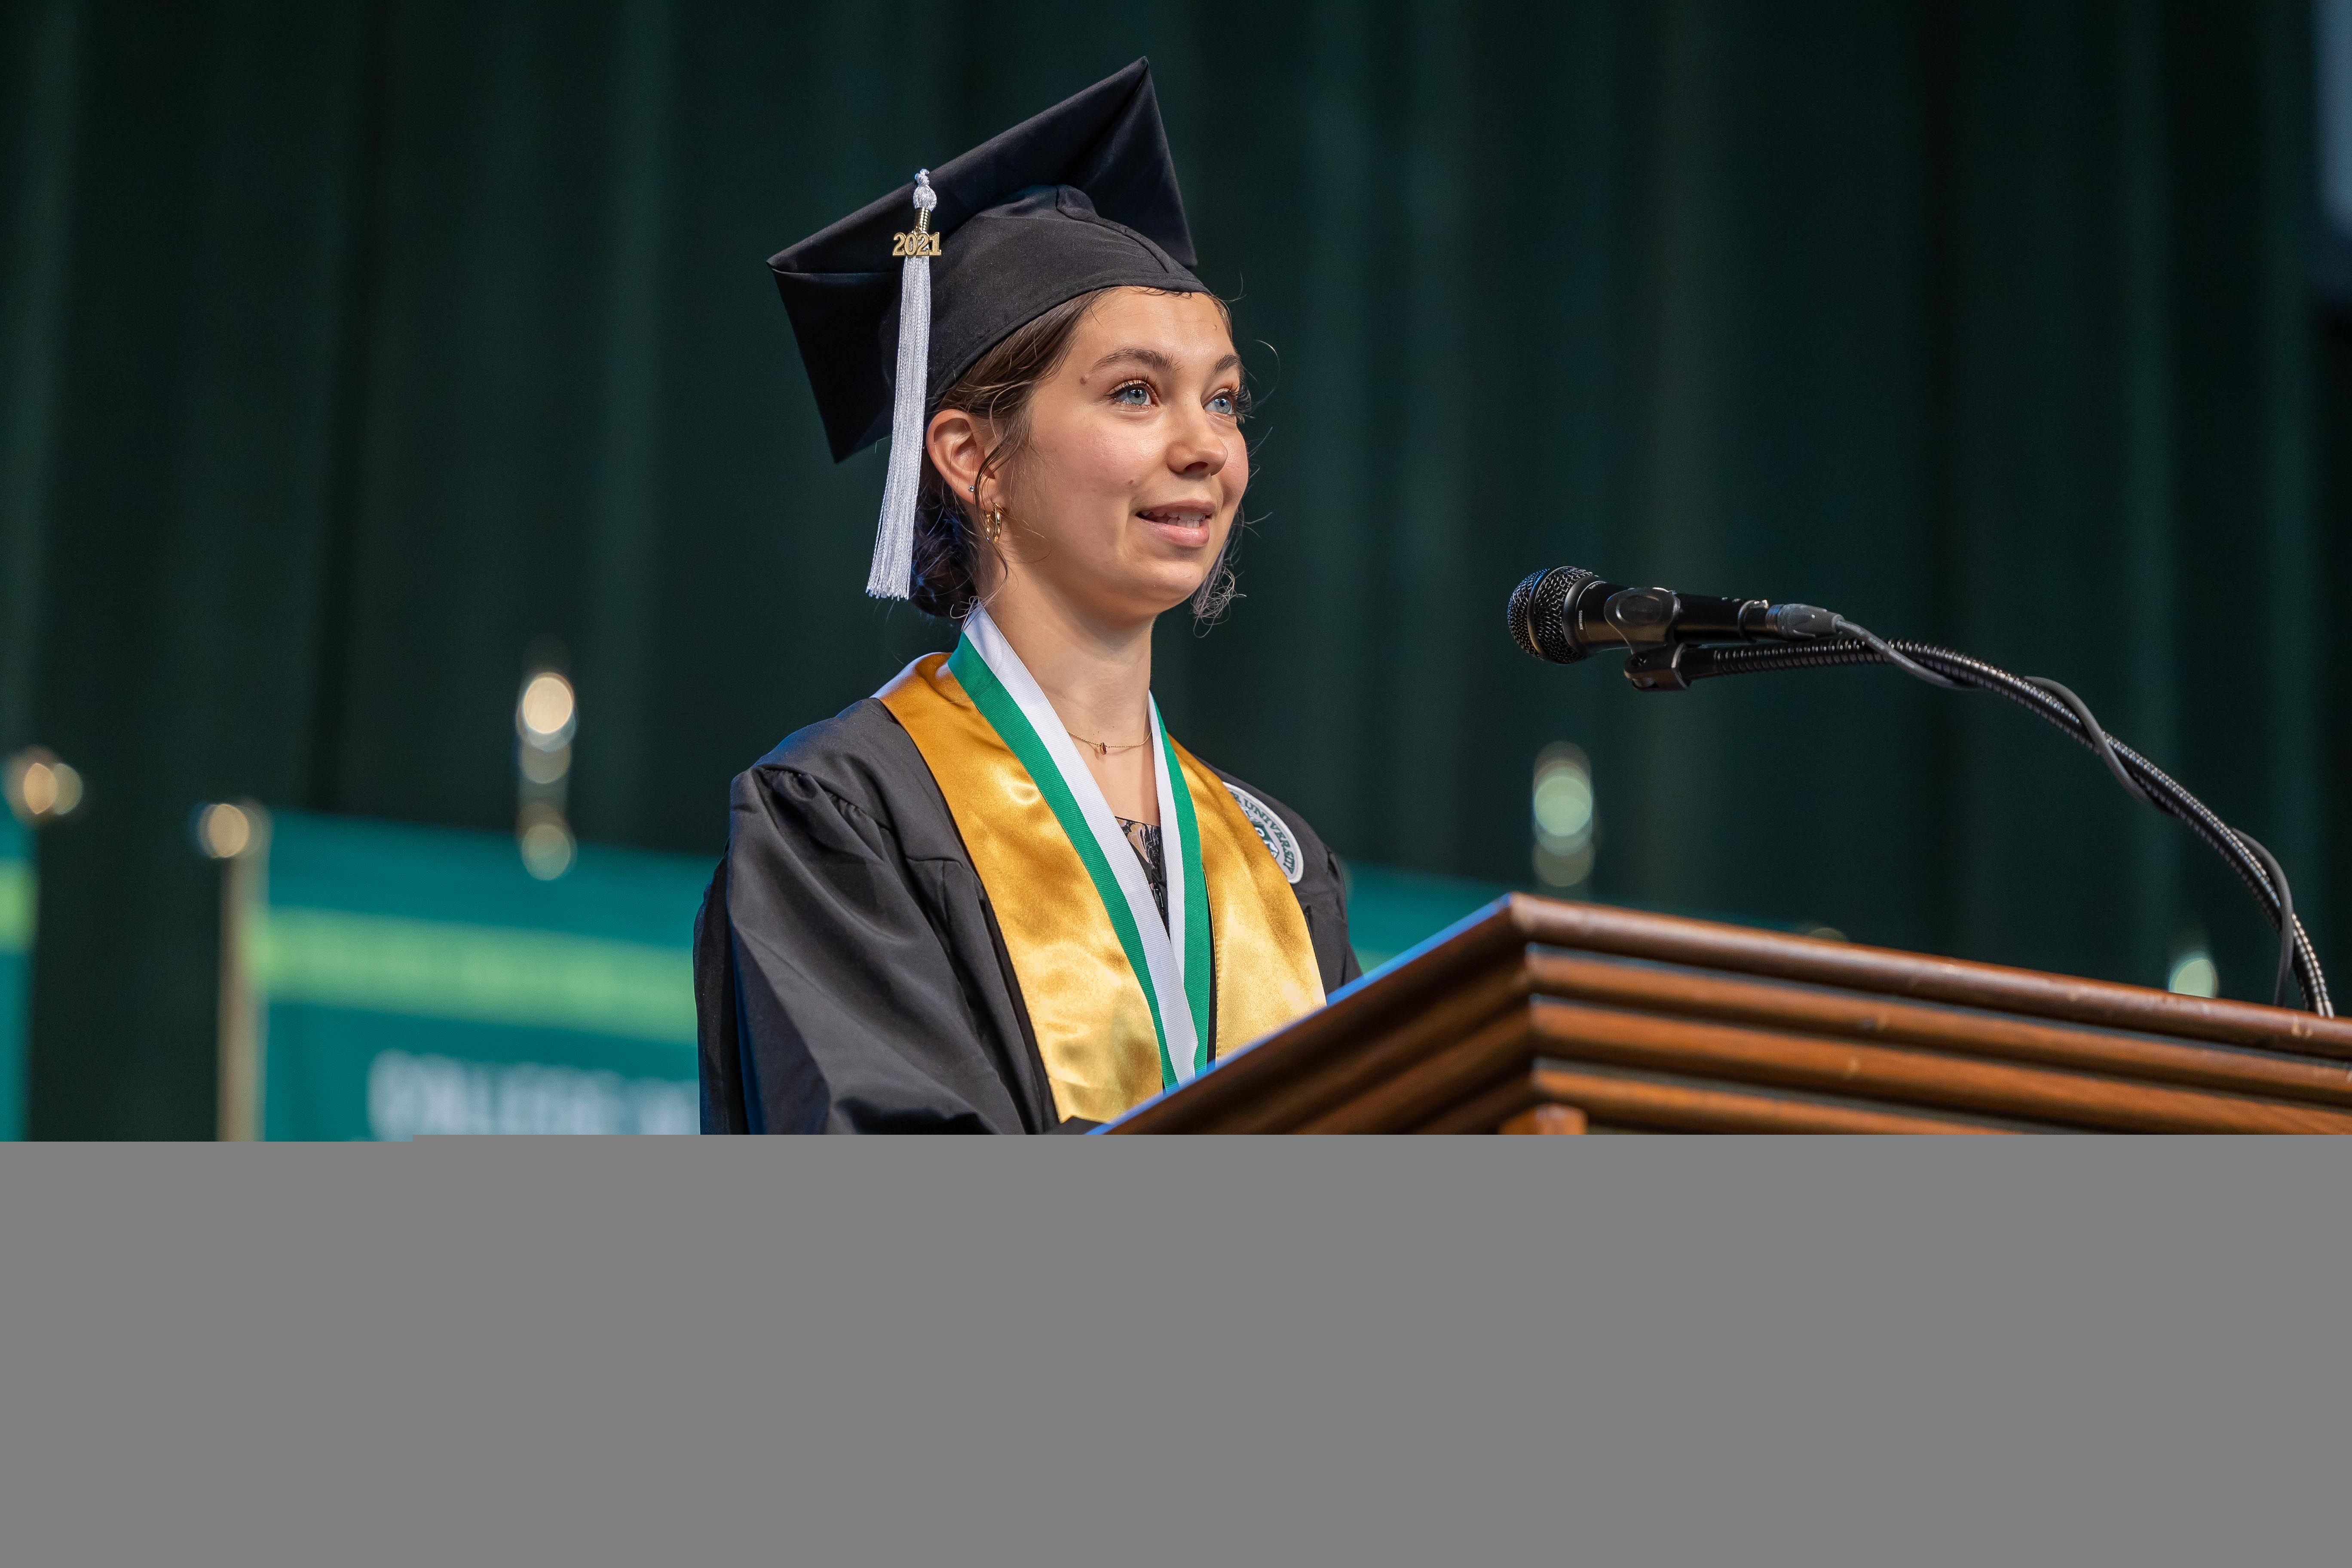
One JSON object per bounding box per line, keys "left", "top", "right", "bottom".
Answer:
{"left": 1135, "top": 502, "right": 1217, "bottom": 546}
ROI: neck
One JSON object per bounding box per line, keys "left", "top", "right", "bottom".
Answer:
{"left": 978, "top": 579, "right": 1155, "bottom": 748}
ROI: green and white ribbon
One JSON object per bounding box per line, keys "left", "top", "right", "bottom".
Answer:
{"left": 949, "top": 606, "right": 1213, "bottom": 1087}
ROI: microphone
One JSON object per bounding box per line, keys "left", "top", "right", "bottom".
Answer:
{"left": 1506, "top": 565, "right": 1840, "bottom": 665}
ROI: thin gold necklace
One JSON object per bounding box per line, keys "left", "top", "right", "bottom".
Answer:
{"left": 1065, "top": 729, "right": 1151, "bottom": 758}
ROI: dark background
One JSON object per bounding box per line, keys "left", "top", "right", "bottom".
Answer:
{"left": 2, "top": 0, "right": 2348, "bottom": 1138}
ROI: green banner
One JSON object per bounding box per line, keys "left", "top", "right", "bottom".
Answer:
{"left": 1, "top": 812, "right": 30, "bottom": 1140}
{"left": 245, "top": 812, "right": 709, "bottom": 1140}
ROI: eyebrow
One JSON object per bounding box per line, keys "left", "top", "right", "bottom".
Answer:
{"left": 1088, "top": 347, "right": 1243, "bottom": 377}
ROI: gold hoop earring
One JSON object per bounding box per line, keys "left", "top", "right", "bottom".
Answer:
{"left": 983, "top": 506, "right": 1004, "bottom": 544}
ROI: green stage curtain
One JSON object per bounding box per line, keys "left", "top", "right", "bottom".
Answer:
{"left": 1, "top": 0, "right": 2345, "bottom": 1135}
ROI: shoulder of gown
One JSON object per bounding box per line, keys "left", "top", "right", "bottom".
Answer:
{"left": 696, "top": 696, "right": 1061, "bottom": 1135}
{"left": 744, "top": 695, "right": 972, "bottom": 862}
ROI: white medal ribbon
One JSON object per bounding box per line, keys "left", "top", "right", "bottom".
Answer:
{"left": 960, "top": 605, "right": 1204, "bottom": 1081}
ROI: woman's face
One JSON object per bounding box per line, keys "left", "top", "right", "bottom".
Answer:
{"left": 986, "top": 288, "right": 1247, "bottom": 627}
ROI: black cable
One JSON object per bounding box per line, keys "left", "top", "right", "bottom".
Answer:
{"left": 1785, "top": 640, "right": 2322, "bottom": 1014}
{"left": 2229, "top": 831, "right": 2297, "bottom": 1010}
{"left": 1686, "top": 632, "right": 2330, "bottom": 1016}
{"left": 1725, "top": 636, "right": 2328, "bottom": 1014}
{"left": 1902, "top": 646, "right": 2301, "bottom": 1012}
{"left": 1832, "top": 616, "right": 1964, "bottom": 691}
{"left": 2021, "top": 676, "right": 2151, "bottom": 809}
{"left": 2014, "top": 672, "right": 2290, "bottom": 1008}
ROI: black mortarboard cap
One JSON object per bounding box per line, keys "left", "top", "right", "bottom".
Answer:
{"left": 769, "top": 59, "right": 1207, "bottom": 468}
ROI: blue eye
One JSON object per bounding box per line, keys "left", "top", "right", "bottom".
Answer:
{"left": 1114, "top": 383, "right": 1152, "bottom": 407}
{"left": 1208, "top": 392, "right": 1237, "bottom": 416}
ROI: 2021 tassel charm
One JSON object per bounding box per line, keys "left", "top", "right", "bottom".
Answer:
{"left": 868, "top": 170, "right": 941, "bottom": 600}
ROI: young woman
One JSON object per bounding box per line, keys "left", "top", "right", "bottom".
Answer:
{"left": 696, "top": 63, "right": 1357, "bottom": 1133}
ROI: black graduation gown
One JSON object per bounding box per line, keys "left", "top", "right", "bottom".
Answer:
{"left": 694, "top": 697, "right": 1360, "bottom": 1134}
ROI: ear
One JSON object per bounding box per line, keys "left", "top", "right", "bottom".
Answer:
{"left": 926, "top": 408, "right": 989, "bottom": 507}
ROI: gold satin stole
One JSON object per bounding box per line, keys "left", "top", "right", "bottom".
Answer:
{"left": 879, "top": 653, "right": 1324, "bottom": 1123}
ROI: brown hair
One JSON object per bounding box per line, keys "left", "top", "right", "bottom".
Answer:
{"left": 910, "top": 286, "right": 1240, "bottom": 622}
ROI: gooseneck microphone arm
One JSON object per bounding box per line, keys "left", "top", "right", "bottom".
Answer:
{"left": 1507, "top": 566, "right": 2331, "bottom": 1017}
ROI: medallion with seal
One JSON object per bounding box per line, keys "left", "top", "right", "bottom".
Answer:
{"left": 1223, "top": 783, "right": 1304, "bottom": 885}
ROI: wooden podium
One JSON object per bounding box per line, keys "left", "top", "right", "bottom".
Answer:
{"left": 1106, "top": 895, "right": 2352, "bottom": 1134}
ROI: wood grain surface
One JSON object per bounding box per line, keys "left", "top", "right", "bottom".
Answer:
{"left": 1525, "top": 950, "right": 2352, "bottom": 1108}
{"left": 1519, "top": 1063, "right": 2003, "bottom": 1135}
{"left": 1102, "top": 895, "right": 2352, "bottom": 1134}
{"left": 1508, "top": 896, "right": 2352, "bottom": 1060}
{"left": 1499, "top": 1103, "right": 1589, "bottom": 1134}
{"left": 1525, "top": 999, "right": 2352, "bottom": 1134}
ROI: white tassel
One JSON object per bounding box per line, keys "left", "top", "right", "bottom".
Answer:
{"left": 867, "top": 170, "right": 938, "bottom": 600}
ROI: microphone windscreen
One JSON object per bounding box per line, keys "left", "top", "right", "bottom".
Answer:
{"left": 1508, "top": 566, "right": 1597, "bottom": 664}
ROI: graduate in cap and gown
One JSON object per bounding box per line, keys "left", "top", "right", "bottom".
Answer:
{"left": 695, "top": 61, "right": 1358, "bottom": 1133}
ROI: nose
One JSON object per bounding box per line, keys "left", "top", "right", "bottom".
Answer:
{"left": 1167, "top": 403, "right": 1229, "bottom": 479}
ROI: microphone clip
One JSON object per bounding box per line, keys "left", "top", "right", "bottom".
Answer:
{"left": 1623, "top": 643, "right": 1714, "bottom": 693}
{"left": 1602, "top": 587, "right": 1680, "bottom": 646}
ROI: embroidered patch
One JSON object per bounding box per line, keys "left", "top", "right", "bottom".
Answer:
{"left": 1224, "top": 783, "right": 1304, "bottom": 885}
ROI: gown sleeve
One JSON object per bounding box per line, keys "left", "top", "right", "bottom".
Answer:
{"left": 706, "top": 762, "right": 1038, "bottom": 1134}
{"left": 1314, "top": 839, "right": 1364, "bottom": 993}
